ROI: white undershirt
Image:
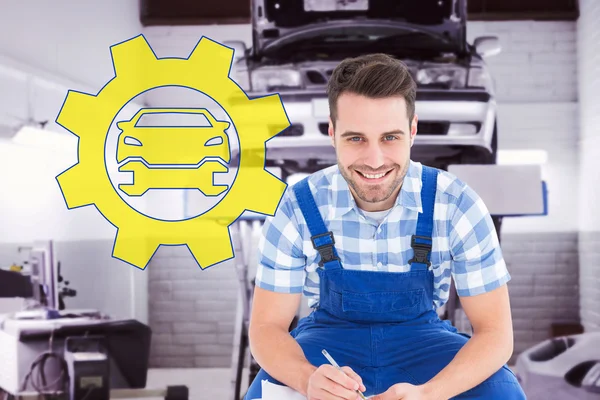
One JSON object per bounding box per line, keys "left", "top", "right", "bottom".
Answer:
{"left": 361, "top": 208, "right": 392, "bottom": 224}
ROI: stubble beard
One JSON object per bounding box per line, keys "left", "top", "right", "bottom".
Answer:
{"left": 338, "top": 158, "right": 410, "bottom": 205}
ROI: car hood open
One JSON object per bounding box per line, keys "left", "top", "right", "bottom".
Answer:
{"left": 251, "top": 0, "right": 467, "bottom": 57}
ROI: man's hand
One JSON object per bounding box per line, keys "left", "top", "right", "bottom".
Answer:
{"left": 371, "top": 383, "right": 429, "bottom": 400}
{"left": 306, "top": 364, "right": 367, "bottom": 400}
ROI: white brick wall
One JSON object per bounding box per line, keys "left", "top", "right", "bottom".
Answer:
{"left": 148, "top": 247, "right": 240, "bottom": 368}
{"left": 577, "top": 0, "right": 600, "bottom": 331}
{"left": 501, "top": 233, "right": 579, "bottom": 363}
{"left": 466, "top": 21, "right": 577, "bottom": 103}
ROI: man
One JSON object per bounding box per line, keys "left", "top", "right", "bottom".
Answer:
{"left": 244, "top": 53, "right": 526, "bottom": 400}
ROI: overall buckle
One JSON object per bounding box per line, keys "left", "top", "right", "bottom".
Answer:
{"left": 311, "top": 232, "right": 339, "bottom": 266}
{"left": 409, "top": 235, "right": 432, "bottom": 267}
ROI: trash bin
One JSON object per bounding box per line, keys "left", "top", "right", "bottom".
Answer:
{"left": 515, "top": 332, "right": 600, "bottom": 399}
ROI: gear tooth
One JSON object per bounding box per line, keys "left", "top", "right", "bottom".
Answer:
{"left": 113, "top": 228, "right": 159, "bottom": 270}
{"left": 111, "top": 35, "right": 157, "bottom": 78}
{"left": 188, "top": 37, "right": 234, "bottom": 76}
{"left": 250, "top": 95, "right": 290, "bottom": 139}
{"left": 244, "top": 171, "right": 287, "bottom": 216}
{"left": 187, "top": 223, "right": 234, "bottom": 269}
{"left": 56, "top": 165, "right": 96, "bottom": 208}
{"left": 56, "top": 91, "right": 99, "bottom": 136}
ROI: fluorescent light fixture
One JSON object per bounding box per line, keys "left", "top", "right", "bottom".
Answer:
{"left": 12, "top": 125, "right": 76, "bottom": 152}
{"left": 497, "top": 149, "right": 548, "bottom": 165}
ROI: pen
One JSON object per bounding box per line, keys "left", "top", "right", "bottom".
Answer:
{"left": 322, "top": 349, "right": 368, "bottom": 400}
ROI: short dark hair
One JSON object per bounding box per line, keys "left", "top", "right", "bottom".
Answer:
{"left": 327, "top": 53, "right": 416, "bottom": 129}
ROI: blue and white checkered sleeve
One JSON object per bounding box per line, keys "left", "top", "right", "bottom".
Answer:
{"left": 254, "top": 188, "right": 306, "bottom": 294}
{"left": 448, "top": 184, "right": 511, "bottom": 296}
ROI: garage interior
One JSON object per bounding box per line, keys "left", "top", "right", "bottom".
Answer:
{"left": 0, "top": 0, "right": 598, "bottom": 399}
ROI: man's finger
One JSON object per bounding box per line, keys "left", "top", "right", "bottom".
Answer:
{"left": 340, "top": 366, "right": 367, "bottom": 392}
{"left": 316, "top": 375, "right": 361, "bottom": 400}
{"left": 322, "top": 365, "right": 361, "bottom": 391}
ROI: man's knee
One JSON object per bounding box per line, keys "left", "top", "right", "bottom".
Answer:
{"left": 458, "top": 366, "right": 526, "bottom": 399}
{"left": 243, "top": 368, "right": 286, "bottom": 400}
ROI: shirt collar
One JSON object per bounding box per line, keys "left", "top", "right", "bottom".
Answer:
{"left": 329, "top": 160, "right": 423, "bottom": 220}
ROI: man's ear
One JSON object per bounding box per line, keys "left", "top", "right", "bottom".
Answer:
{"left": 410, "top": 114, "right": 418, "bottom": 147}
{"left": 328, "top": 117, "right": 335, "bottom": 147}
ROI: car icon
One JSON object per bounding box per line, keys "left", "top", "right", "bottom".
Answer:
{"left": 116, "top": 108, "right": 231, "bottom": 197}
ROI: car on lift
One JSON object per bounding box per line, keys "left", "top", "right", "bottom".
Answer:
{"left": 228, "top": 0, "right": 502, "bottom": 180}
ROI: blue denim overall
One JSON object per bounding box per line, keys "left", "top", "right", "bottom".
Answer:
{"left": 244, "top": 165, "right": 525, "bottom": 399}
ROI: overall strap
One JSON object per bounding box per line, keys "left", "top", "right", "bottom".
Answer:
{"left": 292, "top": 177, "right": 341, "bottom": 269}
{"left": 409, "top": 165, "right": 439, "bottom": 271}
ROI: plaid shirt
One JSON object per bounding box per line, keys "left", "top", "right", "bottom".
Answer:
{"left": 255, "top": 160, "right": 511, "bottom": 310}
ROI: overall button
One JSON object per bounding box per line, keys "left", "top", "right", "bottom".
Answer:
{"left": 377, "top": 262, "right": 383, "bottom": 268}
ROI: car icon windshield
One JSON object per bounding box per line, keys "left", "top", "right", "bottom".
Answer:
{"left": 116, "top": 108, "right": 231, "bottom": 166}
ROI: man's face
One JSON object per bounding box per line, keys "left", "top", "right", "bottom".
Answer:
{"left": 329, "top": 92, "right": 417, "bottom": 212}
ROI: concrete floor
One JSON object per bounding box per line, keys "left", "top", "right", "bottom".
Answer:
{"left": 141, "top": 368, "right": 250, "bottom": 400}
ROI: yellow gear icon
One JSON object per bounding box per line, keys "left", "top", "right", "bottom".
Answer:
{"left": 55, "top": 35, "right": 288, "bottom": 270}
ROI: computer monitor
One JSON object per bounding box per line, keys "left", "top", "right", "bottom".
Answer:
{"left": 29, "top": 240, "right": 59, "bottom": 310}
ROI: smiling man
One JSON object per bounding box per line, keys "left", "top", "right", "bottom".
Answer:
{"left": 334, "top": 93, "right": 413, "bottom": 212}
{"left": 244, "top": 53, "right": 526, "bottom": 400}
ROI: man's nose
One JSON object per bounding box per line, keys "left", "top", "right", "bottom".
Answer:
{"left": 364, "top": 143, "right": 385, "bottom": 169}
